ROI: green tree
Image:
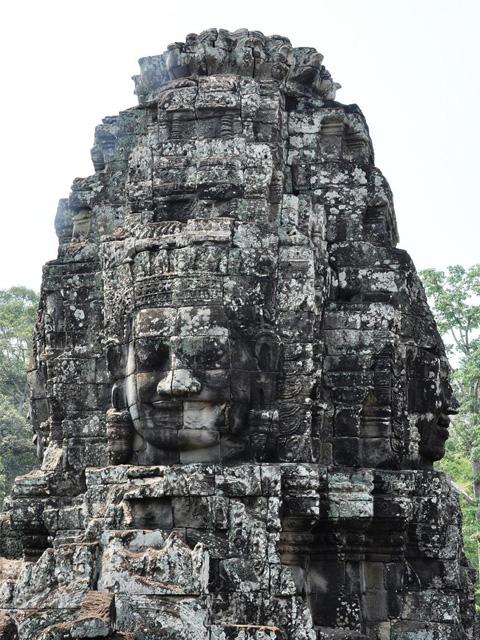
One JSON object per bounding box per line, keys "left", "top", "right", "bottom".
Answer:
{"left": 0, "top": 287, "right": 39, "bottom": 499}
{"left": 0, "top": 397, "right": 37, "bottom": 492}
{"left": 439, "top": 436, "right": 479, "bottom": 568}
{"left": 421, "top": 265, "right": 480, "bottom": 571}
{"left": 0, "top": 287, "right": 38, "bottom": 414}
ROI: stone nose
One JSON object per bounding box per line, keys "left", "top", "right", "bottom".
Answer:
{"left": 156, "top": 369, "right": 202, "bottom": 397}
{"left": 443, "top": 381, "right": 460, "bottom": 414}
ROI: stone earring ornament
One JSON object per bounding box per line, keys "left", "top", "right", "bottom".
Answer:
{"left": 106, "top": 408, "right": 133, "bottom": 465}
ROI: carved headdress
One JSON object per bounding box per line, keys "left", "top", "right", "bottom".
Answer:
{"left": 132, "top": 28, "right": 340, "bottom": 103}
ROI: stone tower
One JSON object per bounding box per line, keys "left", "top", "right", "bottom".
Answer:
{"left": 0, "top": 29, "right": 475, "bottom": 640}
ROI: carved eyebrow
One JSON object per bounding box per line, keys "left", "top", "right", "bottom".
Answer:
{"left": 173, "top": 338, "right": 230, "bottom": 362}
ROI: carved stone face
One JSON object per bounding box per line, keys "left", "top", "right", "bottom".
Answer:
{"left": 417, "top": 378, "right": 458, "bottom": 465}
{"left": 118, "top": 305, "right": 278, "bottom": 464}
{"left": 99, "top": 50, "right": 456, "bottom": 472}
{"left": 406, "top": 347, "right": 458, "bottom": 467}
{"left": 103, "top": 76, "right": 286, "bottom": 465}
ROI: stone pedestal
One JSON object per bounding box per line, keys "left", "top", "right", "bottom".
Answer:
{"left": 0, "top": 465, "right": 474, "bottom": 638}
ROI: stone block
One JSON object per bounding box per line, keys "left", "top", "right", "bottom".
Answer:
{"left": 172, "top": 497, "right": 212, "bottom": 528}
{"left": 128, "top": 498, "right": 173, "bottom": 529}
{"left": 215, "top": 466, "right": 262, "bottom": 497}
{"left": 71, "top": 591, "right": 115, "bottom": 638}
{"left": 308, "top": 559, "right": 345, "bottom": 594}
{"left": 363, "top": 589, "right": 389, "bottom": 621}
{"left": 311, "top": 594, "right": 362, "bottom": 628}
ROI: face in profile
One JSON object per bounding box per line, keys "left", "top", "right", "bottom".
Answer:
{"left": 417, "top": 378, "right": 458, "bottom": 466}
{"left": 407, "top": 348, "right": 459, "bottom": 468}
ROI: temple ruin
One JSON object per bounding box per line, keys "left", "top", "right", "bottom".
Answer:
{"left": 0, "top": 28, "right": 475, "bottom": 640}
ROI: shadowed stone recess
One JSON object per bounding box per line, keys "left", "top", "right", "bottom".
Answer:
{"left": 0, "top": 28, "right": 475, "bottom": 640}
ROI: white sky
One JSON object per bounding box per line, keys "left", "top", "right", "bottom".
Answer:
{"left": 0, "top": 0, "right": 478, "bottom": 292}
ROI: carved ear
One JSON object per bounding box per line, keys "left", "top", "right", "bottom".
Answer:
{"left": 106, "top": 342, "right": 128, "bottom": 381}
{"left": 254, "top": 330, "right": 281, "bottom": 372}
{"left": 111, "top": 380, "right": 128, "bottom": 411}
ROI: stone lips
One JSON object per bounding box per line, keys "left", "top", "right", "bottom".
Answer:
{"left": 0, "top": 27, "right": 475, "bottom": 640}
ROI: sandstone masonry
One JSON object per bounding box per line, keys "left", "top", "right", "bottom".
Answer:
{"left": 0, "top": 29, "right": 475, "bottom": 640}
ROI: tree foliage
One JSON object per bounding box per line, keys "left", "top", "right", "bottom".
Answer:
{"left": 421, "top": 265, "right": 480, "bottom": 573}
{"left": 421, "top": 265, "right": 480, "bottom": 474}
{"left": 0, "top": 287, "right": 39, "bottom": 500}
{"left": 0, "top": 287, "right": 38, "bottom": 413}
{"left": 0, "top": 397, "right": 37, "bottom": 492}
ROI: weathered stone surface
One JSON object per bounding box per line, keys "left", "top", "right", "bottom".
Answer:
{"left": 0, "top": 27, "right": 475, "bottom": 640}
{"left": 70, "top": 591, "right": 115, "bottom": 637}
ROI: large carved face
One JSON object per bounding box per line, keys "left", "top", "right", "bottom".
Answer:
{"left": 415, "top": 376, "right": 458, "bottom": 466}
{"left": 102, "top": 75, "right": 286, "bottom": 465}
{"left": 110, "top": 304, "right": 280, "bottom": 464}
{"left": 406, "top": 346, "right": 458, "bottom": 468}
{"left": 98, "top": 40, "right": 456, "bottom": 473}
